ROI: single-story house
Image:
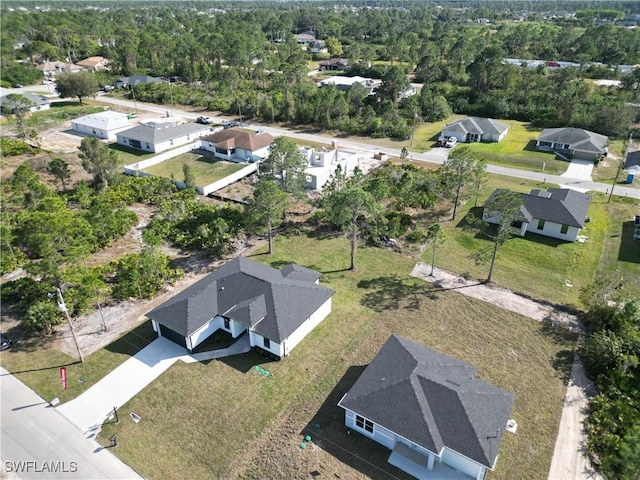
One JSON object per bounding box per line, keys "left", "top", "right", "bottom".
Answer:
{"left": 535, "top": 127, "right": 608, "bottom": 161}
{"left": 442, "top": 117, "right": 509, "bottom": 143}
{"left": 116, "top": 121, "right": 212, "bottom": 153}
{"left": 624, "top": 150, "right": 640, "bottom": 174}
{"left": 319, "top": 58, "right": 349, "bottom": 71}
{"left": 310, "top": 40, "right": 328, "bottom": 54}
{"left": 0, "top": 92, "right": 50, "bottom": 113}
{"left": 319, "top": 76, "right": 379, "bottom": 93}
{"left": 36, "top": 61, "right": 82, "bottom": 76}
{"left": 75, "top": 56, "right": 110, "bottom": 72}
{"left": 115, "top": 75, "right": 164, "bottom": 88}
{"left": 483, "top": 188, "right": 591, "bottom": 242}
{"left": 147, "top": 257, "right": 335, "bottom": 358}
{"left": 339, "top": 335, "right": 515, "bottom": 480}
{"left": 300, "top": 146, "right": 360, "bottom": 190}
{"left": 295, "top": 31, "right": 316, "bottom": 44}
{"left": 200, "top": 127, "right": 274, "bottom": 163}
{"left": 71, "top": 111, "right": 130, "bottom": 139}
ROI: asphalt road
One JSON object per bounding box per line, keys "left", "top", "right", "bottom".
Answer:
{"left": 91, "top": 93, "right": 640, "bottom": 200}
{"left": 1, "top": 368, "right": 141, "bottom": 480}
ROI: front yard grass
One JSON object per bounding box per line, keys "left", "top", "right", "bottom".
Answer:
{"left": 429, "top": 175, "right": 633, "bottom": 307}
{"left": 97, "top": 234, "right": 575, "bottom": 480}
{"left": 142, "top": 152, "right": 246, "bottom": 186}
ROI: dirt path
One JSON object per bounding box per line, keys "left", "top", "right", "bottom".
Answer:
{"left": 410, "top": 262, "right": 601, "bottom": 480}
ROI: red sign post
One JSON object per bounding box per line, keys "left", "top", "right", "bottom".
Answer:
{"left": 60, "top": 367, "right": 67, "bottom": 390}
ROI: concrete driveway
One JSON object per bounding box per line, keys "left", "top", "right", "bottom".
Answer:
{"left": 57, "top": 335, "right": 250, "bottom": 436}
{"left": 561, "top": 159, "right": 594, "bottom": 181}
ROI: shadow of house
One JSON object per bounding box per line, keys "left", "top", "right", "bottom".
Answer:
{"left": 301, "top": 365, "right": 415, "bottom": 480}
{"left": 619, "top": 221, "right": 640, "bottom": 264}
{"left": 103, "top": 321, "right": 158, "bottom": 357}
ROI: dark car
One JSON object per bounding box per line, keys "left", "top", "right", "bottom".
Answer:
{"left": 223, "top": 121, "right": 241, "bottom": 129}
{"left": 12, "top": 83, "right": 23, "bottom": 88}
{"left": 1, "top": 333, "right": 12, "bottom": 351}
{"left": 635, "top": 215, "right": 640, "bottom": 227}
{"left": 436, "top": 136, "right": 447, "bottom": 147}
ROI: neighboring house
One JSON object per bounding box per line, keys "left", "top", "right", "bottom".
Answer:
{"left": 319, "top": 58, "right": 349, "bottom": 71}
{"left": 483, "top": 187, "right": 592, "bottom": 242}
{"left": 300, "top": 146, "right": 360, "bottom": 190}
{"left": 625, "top": 150, "right": 640, "bottom": 174}
{"left": 116, "top": 121, "right": 211, "bottom": 153}
{"left": 319, "top": 75, "right": 379, "bottom": 93}
{"left": 310, "top": 40, "right": 328, "bottom": 54}
{"left": 339, "top": 335, "right": 515, "bottom": 480}
{"left": 115, "top": 75, "right": 164, "bottom": 88}
{"left": 75, "top": 56, "right": 110, "bottom": 71}
{"left": 36, "top": 61, "right": 82, "bottom": 76}
{"left": 71, "top": 111, "right": 130, "bottom": 139}
{"left": 147, "top": 257, "right": 335, "bottom": 358}
{"left": 200, "top": 127, "right": 275, "bottom": 163}
{"left": 0, "top": 92, "right": 50, "bottom": 113}
{"left": 535, "top": 127, "right": 608, "bottom": 161}
{"left": 295, "top": 31, "right": 316, "bottom": 44}
{"left": 442, "top": 117, "right": 509, "bottom": 143}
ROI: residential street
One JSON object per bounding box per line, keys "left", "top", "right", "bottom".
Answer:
{"left": 0, "top": 368, "right": 141, "bottom": 479}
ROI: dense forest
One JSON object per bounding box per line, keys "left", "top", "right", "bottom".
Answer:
{"left": 2, "top": 1, "right": 639, "bottom": 138}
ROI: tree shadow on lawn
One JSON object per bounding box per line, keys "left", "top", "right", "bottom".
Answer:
{"left": 301, "top": 365, "right": 414, "bottom": 480}
{"left": 217, "top": 348, "right": 275, "bottom": 373}
{"left": 539, "top": 317, "right": 580, "bottom": 385}
{"left": 358, "top": 275, "right": 438, "bottom": 313}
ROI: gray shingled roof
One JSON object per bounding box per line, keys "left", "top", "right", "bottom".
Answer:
{"left": 537, "top": 127, "right": 608, "bottom": 154}
{"left": 146, "top": 257, "right": 334, "bottom": 342}
{"left": 486, "top": 188, "right": 591, "bottom": 228}
{"left": 117, "top": 122, "right": 210, "bottom": 145}
{"left": 444, "top": 117, "right": 509, "bottom": 136}
{"left": 1, "top": 92, "right": 49, "bottom": 108}
{"left": 339, "top": 335, "right": 515, "bottom": 469}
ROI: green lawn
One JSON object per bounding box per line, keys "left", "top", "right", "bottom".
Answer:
{"left": 428, "top": 175, "right": 638, "bottom": 308}
{"left": 110, "top": 143, "right": 157, "bottom": 165}
{"left": 142, "top": 152, "right": 246, "bottom": 186}
{"left": 95, "top": 233, "right": 575, "bottom": 480}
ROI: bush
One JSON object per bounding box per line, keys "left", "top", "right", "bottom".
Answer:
{"left": 0, "top": 137, "right": 33, "bottom": 156}
{"left": 24, "top": 301, "right": 63, "bottom": 335}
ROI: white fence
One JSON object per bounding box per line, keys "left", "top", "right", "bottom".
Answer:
{"left": 199, "top": 163, "right": 258, "bottom": 195}
{"left": 123, "top": 141, "right": 200, "bottom": 175}
{"left": 122, "top": 141, "right": 258, "bottom": 195}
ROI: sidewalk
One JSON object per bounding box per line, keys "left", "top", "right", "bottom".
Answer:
{"left": 57, "top": 335, "right": 251, "bottom": 436}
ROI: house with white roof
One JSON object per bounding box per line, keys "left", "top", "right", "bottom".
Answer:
{"left": 71, "top": 111, "right": 130, "bottom": 139}
{"left": 319, "top": 76, "right": 380, "bottom": 93}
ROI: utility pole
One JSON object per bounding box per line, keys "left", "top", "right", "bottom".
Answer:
{"left": 54, "top": 288, "right": 85, "bottom": 363}
{"left": 609, "top": 132, "right": 632, "bottom": 203}
{"left": 130, "top": 84, "right": 138, "bottom": 115}
{"left": 410, "top": 109, "right": 418, "bottom": 147}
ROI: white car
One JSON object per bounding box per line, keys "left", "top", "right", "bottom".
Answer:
{"left": 445, "top": 137, "right": 457, "bottom": 148}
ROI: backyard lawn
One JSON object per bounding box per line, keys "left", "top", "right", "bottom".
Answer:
{"left": 109, "top": 143, "right": 157, "bottom": 165}
{"left": 426, "top": 174, "right": 639, "bottom": 307}
{"left": 96, "top": 234, "right": 575, "bottom": 480}
{"left": 142, "top": 151, "right": 246, "bottom": 186}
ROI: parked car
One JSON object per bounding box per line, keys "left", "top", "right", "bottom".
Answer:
{"left": 634, "top": 215, "right": 640, "bottom": 227}
{"left": 0, "top": 333, "right": 12, "bottom": 351}
{"left": 102, "top": 85, "right": 115, "bottom": 92}
{"left": 196, "top": 116, "right": 213, "bottom": 124}
{"left": 12, "top": 83, "right": 23, "bottom": 88}
{"left": 223, "top": 121, "right": 241, "bottom": 129}
{"left": 634, "top": 228, "right": 640, "bottom": 241}
{"left": 436, "top": 136, "right": 448, "bottom": 147}
{"left": 445, "top": 137, "right": 457, "bottom": 148}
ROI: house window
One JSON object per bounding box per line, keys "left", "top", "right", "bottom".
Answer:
{"left": 263, "top": 337, "right": 270, "bottom": 349}
{"left": 223, "top": 318, "right": 230, "bottom": 330}
{"left": 511, "top": 220, "right": 522, "bottom": 229}
{"left": 355, "top": 415, "right": 374, "bottom": 433}
{"left": 131, "top": 139, "right": 141, "bottom": 149}
{"left": 145, "top": 143, "right": 150, "bottom": 149}
{"left": 537, "top": 219, "right": 545, "bottom": 230}
{"left": 560, "top": 224, "right": 569, "bottom": 234}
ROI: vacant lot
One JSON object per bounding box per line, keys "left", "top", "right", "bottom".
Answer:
{"left": 97, "top": 234, "right": 575, "bottom": 480}
{"left": 142, "top": 151, "right": 246, "bottom": 186}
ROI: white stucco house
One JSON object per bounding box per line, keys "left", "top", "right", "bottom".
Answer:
{"left": 116, "top": 121, "right": 212, "bottom": 153}
{"left": 300, "top": 146, "right": 361, "bottom": 190}
{"left": 146, "top": 257, "right": 335, "bottom": 358}
{"left": 319, "top": 76, "right": 380, "bottom": 94}
{"left": 71, "top": 111, "right": 130, "bottom": 139}
{"left": 535, "top": 127, "right": 608, "bottom": 161}
{"left": 339, "top": 335, "right": 515, "bottom": 480}
{"left": 483, "top": 188, "right": 592, "bottom": 242}
{"left": 441, "top": 117, "right": 509, "bottom": 143}
{"left": 200, "top": 127, "right": 274, "bottom": 163}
